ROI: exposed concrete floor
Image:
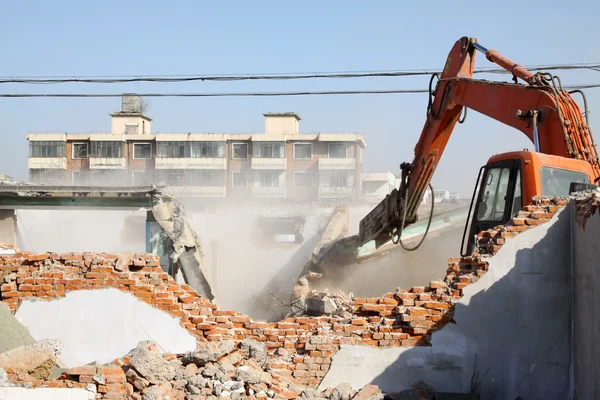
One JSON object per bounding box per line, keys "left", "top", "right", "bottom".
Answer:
{"left": 15, "top": 288, "right": 197, "bottom": 368}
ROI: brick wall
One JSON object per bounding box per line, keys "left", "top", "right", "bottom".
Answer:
{"left": 0, "top": 198, "right": 571, "bottom": 390}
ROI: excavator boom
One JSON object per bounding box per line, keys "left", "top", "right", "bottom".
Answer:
{"left": 359, "top": 36, "right": 599, "bottom": 249}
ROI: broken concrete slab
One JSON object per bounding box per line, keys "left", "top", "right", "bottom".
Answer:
{"left": 130, "top": 346, "right": 176, "bottom": 385}
{"left": 0, "top": 301, "right": 35, "bottom": 354}
{"left": 151, "top": 192, "right": 215, "bottom": 301}
{"left": 14, "top": 288, "right": 197, "bottom": 368}
{"left": 181, "top": 340, "right": 235, "bottom": 366}
{"left": 0, "top": 339, "right": 62, "bottom": 379}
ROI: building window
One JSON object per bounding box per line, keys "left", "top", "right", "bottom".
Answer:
{"left": 253, "top": 142, "right": 284, "bottom": 158}
{"left": 91, "top": 141, "right": 122, "bottom": 158}
{"left": 232, "top": 143, "right": 248, "bottom": 159}
{"left": 257, "top": 170, "right": 282, "bottom": 187}
{"left": 294, "top": 172, "right": 312, "bottom": 188}
{"left": 328, "top": 143, "right": 348, "bottom": 159}
{"left": 232, "top": 171, "right": 248, "bottom": 188}
{"left": 124, "top": 123, "right": 138, "bottom": 135}
{"left": 132, "top": 171, "right": 152, "bottom": 186}
{"left": 320, "top": 170, "right": 353, "bottom": 187}
{"left": 133, "top": 143, "right": 152, "bottom": 159}
{"left": 29, "top": 141, "right": 66, "bottom": 158}
{"left": 190, "top": 142, "right": 224, "bottom": 158}
{"left": 293, "top": 143, "right": 312, "bottom": 160}
{"left": 72, "top": 143, "right": 88, "bottom": 159}
{"left": 157, "top": 141, "right": 186, "bottom": 158}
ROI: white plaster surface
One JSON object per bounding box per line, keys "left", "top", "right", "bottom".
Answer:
{"left": 320, "top": 208, "right": 572, "bottom": 399}
{"left": 14, "top": 288, "right": 197, "bottom": 368}
{"left": 15, "top": 209, "right": 146, "bottom": 254}
{"left": 0, "top": 387, "right": 93, "bottom": 400}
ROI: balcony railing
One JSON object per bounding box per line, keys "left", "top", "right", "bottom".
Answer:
{"left": 89, "top": 157, "right": 126, "bottom": 169}
{"left": 318, "top": 158, "right": 356, "bottom": 170}
{"left": 251, "top": 158, "right": 287, "bottom": 170}
{"left": 155, "top": 158, "right": 227, "bottom": 169}
{"left": 28, "top": 157, "right": 67, "bottom": 169}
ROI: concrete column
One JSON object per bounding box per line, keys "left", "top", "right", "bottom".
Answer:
{"left": 0, "top": 209, "right": 17, "bottom": 246}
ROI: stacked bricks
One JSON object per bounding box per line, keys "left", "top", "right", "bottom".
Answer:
{"left": 0, "top": 197, "right": 573, "bottom": 388}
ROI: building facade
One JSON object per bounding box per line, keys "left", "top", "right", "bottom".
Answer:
{"left": 26, "top": 95, "right": 367, "bottom": 200}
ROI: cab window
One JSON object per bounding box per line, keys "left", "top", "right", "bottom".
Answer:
{"left": 540, "top": 167, "right": 588, "bottom": 197}
{"left": 476, "top": 167, "right": 511, "bottom": 221}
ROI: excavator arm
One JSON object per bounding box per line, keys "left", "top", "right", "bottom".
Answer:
{"left": 359, "top": 36, "right": 599, "bottom": 249}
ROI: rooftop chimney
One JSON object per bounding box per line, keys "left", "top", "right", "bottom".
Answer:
{"left": 121, "top": 94, "right": 142, "bottom": 113}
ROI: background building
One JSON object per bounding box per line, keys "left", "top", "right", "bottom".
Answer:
{"left": 26, "top": 95, "right": 367, "bottom": 200}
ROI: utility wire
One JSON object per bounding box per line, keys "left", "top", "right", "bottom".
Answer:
{"left": 0, "top": 63, "right": 599, "bottom": 85}
{"left": 1, "top": 83, "right": 599, "bottom": 98}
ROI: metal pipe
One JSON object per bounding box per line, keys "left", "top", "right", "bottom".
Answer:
{"left": 472, "top": 41, "right": 537, "bottom": 85}
{"left": 472, "top": 42, "right": 489, "bottom": 54}
{"left": 533, "top": 110, "right": 541, "bottom": 152}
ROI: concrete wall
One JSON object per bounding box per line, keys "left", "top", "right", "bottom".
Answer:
{"left": 321, "top": 207, "right": 573, "bottom": 399}
{"left": 15, "top": 209, "right": 146, "bottom": 253}
{"left": 572, "top": 206, "right": 600, "bottom": 399}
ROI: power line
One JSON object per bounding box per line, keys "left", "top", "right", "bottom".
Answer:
{"left": 1, "top": 83, "right": 599, "bottom": 98}
{"left": 1, "top": 63, "right": 599, "bottom": 85}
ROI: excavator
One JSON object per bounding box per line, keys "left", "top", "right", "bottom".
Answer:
{"left": 320, "top": 36, "right": 600, "bottom": 262}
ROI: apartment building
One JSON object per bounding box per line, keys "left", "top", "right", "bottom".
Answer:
{"left": 26, "top": 95, "right": 367, "bottom": 200}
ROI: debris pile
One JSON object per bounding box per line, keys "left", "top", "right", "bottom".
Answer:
{"left": 1, "top": 339, "right": 387, "bottom": 400}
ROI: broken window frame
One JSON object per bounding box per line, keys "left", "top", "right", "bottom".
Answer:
{"left": 293, "top": 143, "right": 313, "bottom": 160}
{"left": 71, "top": 142, "right": 89, "bottom": 160}
{"left": 133, "top": 143, "right": 152, "bottom": 160}
{"left": 232, "top": 143, "right": 249, "bottom": 159}
{"left": 29, "top": 141, "right": 66, "bottom": 158}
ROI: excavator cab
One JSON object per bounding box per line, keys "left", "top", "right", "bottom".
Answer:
{"left": 461, "top": 150, "right": 594, "bottom": 255}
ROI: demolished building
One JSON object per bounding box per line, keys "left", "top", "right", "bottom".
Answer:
{"left": 0, "top": 190, "right": 599, "bottom": 399}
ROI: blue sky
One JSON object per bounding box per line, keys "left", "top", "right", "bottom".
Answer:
{"left": 1, "top": 0, "right": 599, "bottom": 196}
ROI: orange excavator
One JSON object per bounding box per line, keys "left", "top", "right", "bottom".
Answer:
{"left": 329, "top": 36, "right": 600, "bottom": 261}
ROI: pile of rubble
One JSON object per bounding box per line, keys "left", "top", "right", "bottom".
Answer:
{"left": 288, "top": 276, "right": 354, "bottom": 318}
{"left": 0, "top": 338, "right": 388, "bottom": 400}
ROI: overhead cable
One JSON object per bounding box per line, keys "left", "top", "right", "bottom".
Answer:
{"left": 0, "top": 63, "right": 599, "bottom": 85}
{"left": 1, "top": 84, "right": 599, "bottom": 98}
